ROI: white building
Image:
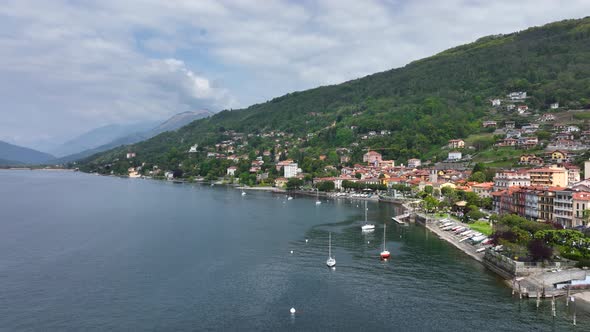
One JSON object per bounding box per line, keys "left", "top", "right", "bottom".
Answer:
{"left": 550, "top": 102, "right": 559, "bottom": 109}
{"left": 189, "top": 144, "right": 198, "bottom": 153}
{"left": 407, "top": 158, "right": 421, "bottom": 168}
{"left": 284, "top": 163, "right": 300, "bottom": 178}
{"left": 491, "top": 99, "right": 501, "bottom": 107}
{"left": 508, "top": 91, "right": 527, "bottom": 100}
{"left": 227, "top": 166, "right": 237, "bottom": 176}
{"left": 448, "top": 151, "right": 462, "bottom": 161}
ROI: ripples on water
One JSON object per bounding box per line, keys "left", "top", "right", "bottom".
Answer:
{"left": 0, "top": 170, "right": 589, "bottom": 331}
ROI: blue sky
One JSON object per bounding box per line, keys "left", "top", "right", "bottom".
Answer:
{"left": 1, "top": 0, "right": 589, "bottom": 151}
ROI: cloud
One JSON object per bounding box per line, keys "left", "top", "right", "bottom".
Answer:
{"left": 1, "top": 0, "right": 589, "bottom": 149}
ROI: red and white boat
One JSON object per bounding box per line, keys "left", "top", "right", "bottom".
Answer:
{"left": 380, "top": 224, "right": 391, "bottom": 259}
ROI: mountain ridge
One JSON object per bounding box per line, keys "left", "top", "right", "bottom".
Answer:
{"left": 0, "top": 140, "right": 55, "bottom": 165}
{"left": 77, "top": 17, "right": 590, "bottom": 176}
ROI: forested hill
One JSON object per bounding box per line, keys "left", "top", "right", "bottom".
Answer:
{"left": 79, "top": 17, "right": 590, "bottom": 174}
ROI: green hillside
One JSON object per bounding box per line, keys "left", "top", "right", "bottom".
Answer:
{"left": 78, "top": 17, "right": 590, "bottom": 177}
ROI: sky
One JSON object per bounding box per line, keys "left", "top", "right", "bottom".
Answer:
{"left": 1, "top": 0, "right": 589, "bottom": 151}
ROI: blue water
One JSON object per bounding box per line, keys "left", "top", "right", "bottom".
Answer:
{"left": 0, "top": 170, "right": 588, "bottom": 331}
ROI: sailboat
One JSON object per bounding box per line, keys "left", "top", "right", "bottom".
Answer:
{"left": 380, "top": 224, "right": 391, "bottom": 259}
{"left": 361, "top": 201, "right": 375, "bottom": 232}
{"left": 326, "top": 232, "right": 336, "bottom": 267}
{"left": 315, "top": 189, "right": 321, "bottom": 205}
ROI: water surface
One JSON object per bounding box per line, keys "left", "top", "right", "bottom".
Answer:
{"left": 0, "top": 170, "right": 588, "bottom": 331}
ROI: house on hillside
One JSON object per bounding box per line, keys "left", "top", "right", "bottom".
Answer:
{"left": 448, "top": 151, "right": 462, "bottom": 161}
{"left": 490, "top": 99, "right": 501, "bottom": 107}
{"left": 482, "top": 121, "right": 497, "bottom": 128}
{"left": 539, "top": 113, "right": 555, "bottom": 122}
{"left": 448, "top": 139, "right": 465, "bottom": 149}
{"left": 363, "top": 151, "right": 383, "bottom": 164}
{"left": 508, "top": 91, "right": 527, "bottom": 100}
{"left": 408, "top": 158, "right": 421, "bottom": 168}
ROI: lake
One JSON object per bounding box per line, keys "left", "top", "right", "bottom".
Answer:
{"left": 0, "top": 170, "right": 588, "bottom": 331}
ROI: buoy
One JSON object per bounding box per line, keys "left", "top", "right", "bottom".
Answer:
{"left": 305, "top": 239, "right": 308, "bottom": 243}
{"left": 290, "top": 250, "right": 294, "bottom": 254}
{"left": 290, "top": 307, "right": 296, "bottom": 314}
{"left": 367, "top": 241, "right": 370, "bottom": 244}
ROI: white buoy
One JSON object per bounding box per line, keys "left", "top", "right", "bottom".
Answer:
{"left": 290, "top": 307, "right": 296, "bottom": 314}
{"left": 305, "top": 239, "right": 308, "bottom": 243}
{"left": 290, "top": 250, "right": 294, "bottom": 254}
{"left": 367, "top": 241, "right": 370, "bottom": 244}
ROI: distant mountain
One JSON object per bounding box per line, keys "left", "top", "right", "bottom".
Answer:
{"left": 50, "top": 121, "right": 160, "bottom": 157}
{"left": 0, "top": 140, "right": 55, "bottom": 165}
{"left": 57, "top": 110, "right": 213, "bottom": 163}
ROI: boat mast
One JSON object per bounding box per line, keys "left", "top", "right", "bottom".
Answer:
{"left": 383, "top": 224, "right": 386, "bottom": 251}
{"left": 329, "top": 232, "right": 332, "bottom": 258}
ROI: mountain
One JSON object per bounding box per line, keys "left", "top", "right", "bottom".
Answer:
{"left": 50, "top": 121, "right": 160, "bottom": 157}
{"left": 78, "top": 17, "right": 590, "bottom": 176}
{"left": 57, "top": 110, "right": 213, "bottom": 163}
{"left": 0, "top": 141, "right": 55, "bottom": 165}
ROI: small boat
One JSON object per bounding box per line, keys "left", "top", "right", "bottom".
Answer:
{"left": 361, "top": 201, "right": 375, "bottom": 232}
{"left": 326, "top": 232, "right": 336, "bottom": 267}
{"left": 315, "top": 189, "right": 321, "bottom": 205}
{"left": 241, "top": 191, "right": 246, "bottom": 196}
{"left": 287, "top": 196, "right": 293, "bottom": 200}
{"left": 380, "top": 224, "right": 391, "bottom": 259}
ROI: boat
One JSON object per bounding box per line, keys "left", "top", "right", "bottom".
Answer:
{"left": 315, "top": 189, "right": 321, "bottom": 205}
{"left": 380, "top": 224, "right": 391, "bottom": 259}
{"left": 287, "top": 196, "right": 293, "bottom": 200}
{"left": 241, "top": 191, "right": 246, "bottom": 196}
{"left": 361, "top": 201, "right": 375, "bottom": 232}
{"left": 326, "top": 232, "right": 336, "bottom": 267}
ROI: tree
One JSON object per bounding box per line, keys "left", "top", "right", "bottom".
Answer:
{"left": 469, "top": 171, "right": 486, "bottom": 183}
{"left": 422, "top": 195, "right": 439, "bottom": 212}
{"left": 286, "top": 178, "right": 303, "bottom": 190}
{"left": 317, "top": 181, "right": 335, "bottom": 192}
{"left": 424, "top": 185, "right": 434, "bottom": 195}
{"left": 528, "top": 239, "right": 553, "bottom": 261}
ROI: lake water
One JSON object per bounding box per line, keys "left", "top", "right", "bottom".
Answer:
{"left": 1, "top": 170, "right": 588, "bottom": 331}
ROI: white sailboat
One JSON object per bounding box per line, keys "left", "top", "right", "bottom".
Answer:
{"left": 326, "top": 232, "right": 336, "bottom": 267}
{"left": 361, "top": 201, "right": 375, "bottom": 232}
{"left": 315, "top": 188, "right": 321, "bottom": 205}
{"left": 380, "top": 224, "right": 391, "bottom": 259}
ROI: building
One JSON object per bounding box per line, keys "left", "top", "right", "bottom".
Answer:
{"left": 363, "top": 151, "right": 383, "bottom": 165}
{"left": 482, "top": 120, "right": 497, "bottom": 127}
{"left": 274, "top": 177, "right": 288, "bottom": 188}
{"left": 126, "top": 152, "right": 136, "bottom": 159}
{"left": 585, "top": 160, "right": 590, "bottom": 180}
{"left": 550, "top": 102, "right": 559, "bottom": 109}
{"left": 472, "top": 182, "right": 494, "bottom": 198}
{"left": 508, "top": 91, "right": 527, "bottom": 100}
{"left": 566, "top": 165, "right": 581, "bottom": 185}
{"left": 284, "top": 162, "right": 299, "bottom": 178}
{"left": 538, "top": 189, "right": 557, "bottom": 222}
{"left": 448, "top": 139, "right": 465, "bottom": 149}
{"left": 448, "top": 151, "right": 462, "bottom": 161}
{"left": 539, "top": 114, "right": 555, "bottom": 122}
{"left": 554, "top": 190, "right": 575, "bottom": 227}
{"left": 528, "top": 167, "right": 568, "bottom": 187}
{"left": 227, "top": 166, "right": 237, "bottom": 176}
{"left": 188, "top": 144, "right": 198, "bottom": 153}
{"left": 519, "top": 154, "right": 543, "bottom": 166}
{"left": 491, "top": 99, "right": 501, "bottom": 107}
{"left": 493, "top": 170, "right": 530, "bottom": 191}
{"left": 573, "top": 192, "right": 590, "bottom": 226}
{"left": 548, "top": 150, "right": 568, "bottom": 163}
{"left": 407, "top": 158, "right": 421, "bottom": 168}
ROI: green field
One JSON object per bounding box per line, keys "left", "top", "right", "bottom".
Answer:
{"left": 469, "top": 220, "right": 493, "bottom": 236}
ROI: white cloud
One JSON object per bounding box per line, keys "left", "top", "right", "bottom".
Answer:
{"left": 0, "top": 0, "right": 589, "bottom": 149}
